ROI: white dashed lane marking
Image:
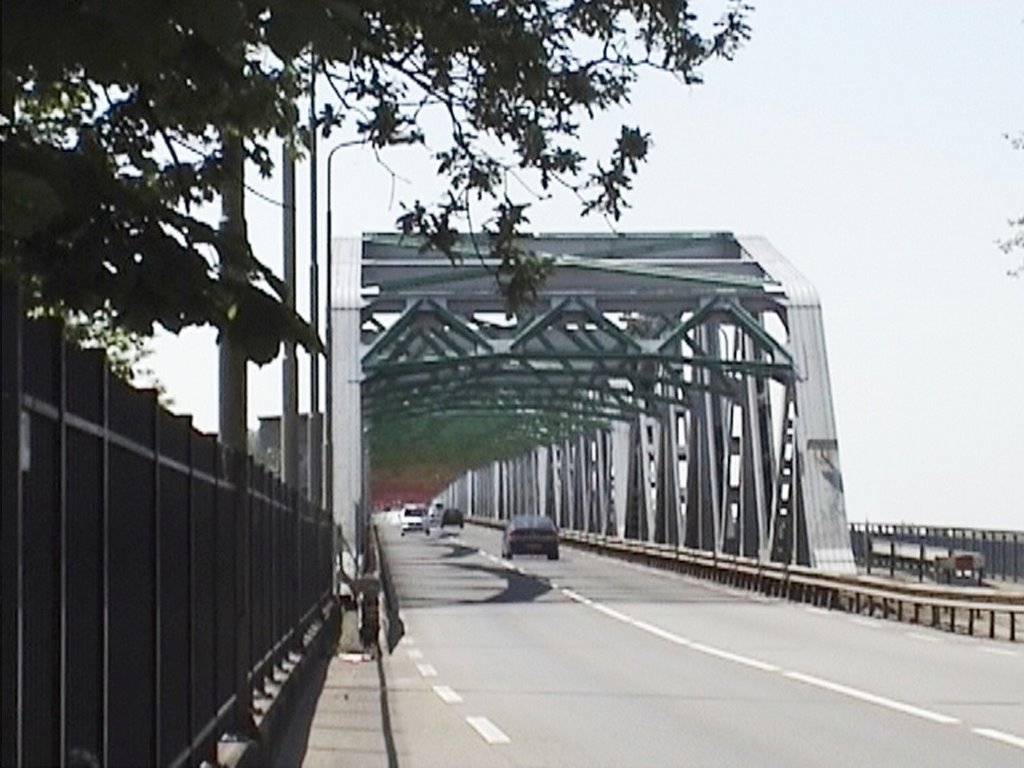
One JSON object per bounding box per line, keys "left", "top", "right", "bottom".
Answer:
{"left": 432, "top": 685, "right": 464, "bottom": 704}
{"left": 416, "top": 663, "right": 438, "bottom": 678}
{"left": 406, "top": 648, "right": 423, "bottom": 660}
{"left": 466, "top": 716, "right": 511, "bottom": 744}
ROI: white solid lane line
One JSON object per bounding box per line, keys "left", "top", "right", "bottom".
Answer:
{"left": 848, "top": 617, "right": 881, "bottom": 629}
{"left": 689, "top": 642, "right": 780, "bottom": 673}
{"left": 630, "top": 620, "right": 690, "bottom": 646}
{"left": 432, "top": 685, "right": 464, "bottom": 704}
{"left": 905, "top": 632, "right": 939, "bottom": 644}
{"left": 560, "top": 588, "right": 592, "bottom": 605}
{"left": 783, "top": 671, "right": 960, "bottom": 725}
{"left": 466, "top": 716, "right": 511, "bottom": 745}
{"left": 971, "top": 728, "right": 1024, "bottom": 750}
{"left": 562, "top": 584, "right": 966, "bottom": 729}
{"left": 416, "top": 663, "right": 438, "bottom": 678}
{"left": 591, "top": 603, "right": 632, "bottom": 623}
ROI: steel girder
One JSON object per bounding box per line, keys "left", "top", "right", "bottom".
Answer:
{"left": 336, "top": 232, "right": 855, "bottom": 571}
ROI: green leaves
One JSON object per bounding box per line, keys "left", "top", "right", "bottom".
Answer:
{"left": 583, "top": 126, "right": 652, "bottom": 221}
{"left": 3, "top": 0, "right": 750, "bottom": 363}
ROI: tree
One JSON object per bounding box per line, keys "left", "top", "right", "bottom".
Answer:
{"left": 2, "top": 0, "right": 751, "bottom": 359}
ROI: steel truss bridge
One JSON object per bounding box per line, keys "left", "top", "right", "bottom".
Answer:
{"left": 331, "top": 232, "right": 855, "bottom": 574}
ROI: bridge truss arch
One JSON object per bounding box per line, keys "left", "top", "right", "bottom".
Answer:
{"left": 332, "top": 232, "right": 854, "bottom": 573}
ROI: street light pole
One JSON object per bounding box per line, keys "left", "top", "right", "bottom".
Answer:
{"left": 217, "top": 132, "right": 255, "bottom": 738}
{"left": 308, "top": 58, "right": 321, "bottom": 507}
{"left": 324, "top": 139, "right": 356, "bottom": 523}
{"left": 282, "top": 146, "right": 299, "bottom": 488}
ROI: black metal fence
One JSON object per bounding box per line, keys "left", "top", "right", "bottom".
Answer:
{"left": 1, "top": 283, "right": 334, "bottom": 767}
{"left": 849, "top": 522, "right": 1022, "bottom": 583}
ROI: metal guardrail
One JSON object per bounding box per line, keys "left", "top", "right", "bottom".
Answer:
{"left": 850, "top": 522, "right": 1021, "bottom": 583}
{"left": 563, "top": 531, "right": 1022, "bottom": 641}
{"left": 866, "top": 538, "right": 986, "bottom": 585}
{"left": 468, "top": 518, "right": 1022, "bottom": 642}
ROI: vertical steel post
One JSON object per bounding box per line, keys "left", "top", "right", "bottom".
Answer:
{"left": 185, "top": 420, "right": 196, "bottom": 768}
{"left": 282, "top": 147, "right": 299, "bottom": 488}
{"left": 57, "top": 319, "right": 68, "bottom": 764}
{"left": 308, "top": 58, "right": 322, "bottom": 507}
{"left": 324, "top": 148, "right": 335, "bottom": 522}
{"left": 151, "top": 391, "right": 162, "bottom": 763}
{"left": 217, "top": 133, "right": 254, "bottom": 737}
{"left": 1, "top": 280, "right": 22, "bottom": 765}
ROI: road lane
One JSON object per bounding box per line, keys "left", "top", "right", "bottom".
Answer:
{"left": 380, "top": 520, "right": 1024, "bottom": 767}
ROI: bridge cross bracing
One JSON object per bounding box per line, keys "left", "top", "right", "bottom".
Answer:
{"left": 331, "top": 232, "right": 855, "bottom": 574}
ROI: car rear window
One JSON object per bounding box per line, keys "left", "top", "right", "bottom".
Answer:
{"left": 509, "top": 515, "right": 555, "bottom": 531}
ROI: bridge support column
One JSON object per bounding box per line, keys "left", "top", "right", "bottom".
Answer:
{"left": 740, "top": 237, "right": 855, "bottom": 573}
{"left": 610, "top": 422, "right": 630, "bottom": 538}
{"left": 655, "top": 404, "right": 682, "bottom": 546}
{"left": 536, "top": 447, "right": 549, "bottom": 519}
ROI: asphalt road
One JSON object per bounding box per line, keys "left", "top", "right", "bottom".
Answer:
{"left": 378, "top": 519, "right": 1024, "bottom": 768}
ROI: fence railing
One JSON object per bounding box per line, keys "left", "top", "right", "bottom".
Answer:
{"left": 849, "top": 523, "right": 1022, "bottom": 583}
{"left": 1, "top": 283, "right": 334, "bottom": 768}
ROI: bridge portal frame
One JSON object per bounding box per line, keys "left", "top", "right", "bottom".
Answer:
{"left": 332, "top": 232, "right": 854, "bottom": 574}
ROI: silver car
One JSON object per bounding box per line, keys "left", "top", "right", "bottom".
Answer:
{"left": 400, "top": 505, "right": 430, "bottom": 536}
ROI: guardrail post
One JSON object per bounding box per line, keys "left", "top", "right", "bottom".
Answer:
{"left": 864, "top": 527, "right": 872, "bottom": 574}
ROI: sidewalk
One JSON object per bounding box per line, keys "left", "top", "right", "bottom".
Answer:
{"left": 300, "top": 651, "right": 391, "bottom": 768}
{"left": 274, "top": 608, "right": 393, "bottom": 768}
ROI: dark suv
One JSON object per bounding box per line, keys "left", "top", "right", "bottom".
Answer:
{"left": 440, "top": 508, "right": 464, "bottom": 529}
{"left": 502, "top": 514, "right": 559, "bottom": 560}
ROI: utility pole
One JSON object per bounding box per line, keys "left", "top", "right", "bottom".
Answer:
{"left": 308, "top": 57, "right": 322, "bottom": 508}
{"left": 282, "top": 146, "right": 299, "bottom": 488}
{"left": 217, "top": 133, "right": 255, "bottom": 737}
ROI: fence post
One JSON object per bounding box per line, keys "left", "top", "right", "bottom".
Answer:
{"left": 185, "top": 420, "right": 196, "bottom": 768}
{"left": 1, "top": 278, "right": 23, "bottom": 766}
{"left": 58, "top": 320, "right": 69, "bottom": 765}
{"left": 232, "top": 447, "right": 255, "bottom": 738}
{"left": 151, "top": 390, "right": 162, "bottom": 764}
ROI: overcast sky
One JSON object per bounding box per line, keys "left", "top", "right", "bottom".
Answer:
{"left": 150, "top": 1, "right": 1023, "bottom": 530}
